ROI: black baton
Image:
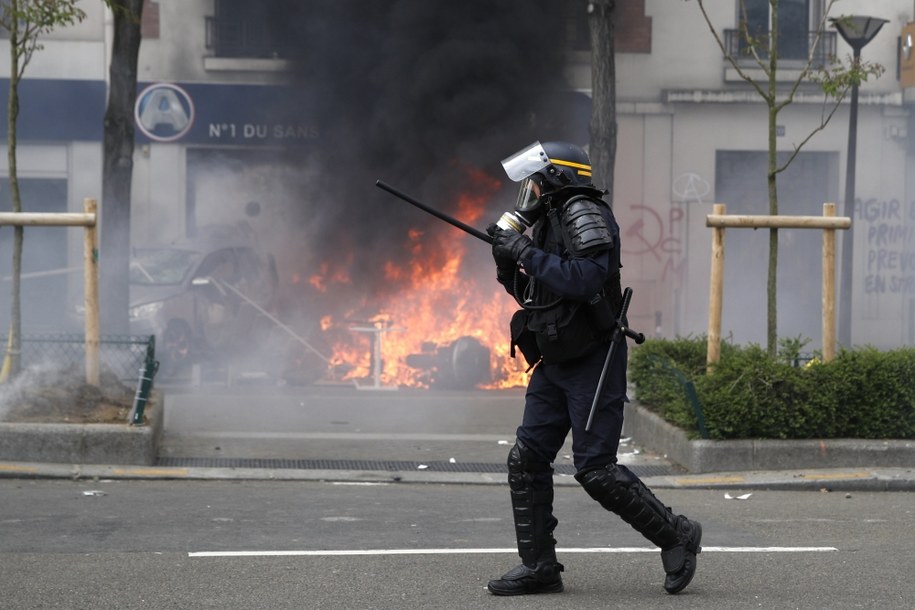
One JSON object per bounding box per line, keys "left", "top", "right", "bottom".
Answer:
{"left": 376, "top": 180, "right": 494, "bottom": 244}
{"left": 585, "top": 287, "right": 645, "bottom": 432}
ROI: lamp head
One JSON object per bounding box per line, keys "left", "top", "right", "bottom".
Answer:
{"left": 830, "top": 15, "right": 889, "bottom": 51}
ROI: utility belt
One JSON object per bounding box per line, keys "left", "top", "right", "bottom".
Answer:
{"left": 510, "top": 290, "right": 619, "bottom": 367}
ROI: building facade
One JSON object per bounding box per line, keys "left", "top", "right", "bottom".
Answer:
{"left": 1, "top": 0, "right": 913, "bottom": 355}
{"left": 599, "top": 0, "right": 913, "bottom": 352}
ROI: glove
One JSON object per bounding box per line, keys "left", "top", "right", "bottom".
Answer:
{"left": 491, "top": 227, "right": 533, "bottom": 265}
{"left": 487, "top": 223, "right": 515, "bottom": 269}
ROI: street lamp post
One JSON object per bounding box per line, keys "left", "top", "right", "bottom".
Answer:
{"left": 831, "top": 15, "right": 888, "bottom": 347}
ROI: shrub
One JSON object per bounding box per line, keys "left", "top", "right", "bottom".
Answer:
{"left": 629, "top": 337, "right": 915, "bottom": 440}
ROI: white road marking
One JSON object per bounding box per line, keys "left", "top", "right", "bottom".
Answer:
{"left": 189, "top": 546, "right": 838, "bottom": 558}
{"left": 169, "top": 431, "right": 513, "bottom": 442}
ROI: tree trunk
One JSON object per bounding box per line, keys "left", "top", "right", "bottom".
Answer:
{"left": 588, "top": 0, "right": 617, "bottom": 203}
{"left": 5, "top": 4, "right": 23, "bottom": 377}
{"left": 101, "top": 0, "right": 144, "bottom": 335}
{"left": 766, "top": 87, "right": 779, "bottom": 358}
{"left": 765, "top": 1, "right": 780, "bottom": 358}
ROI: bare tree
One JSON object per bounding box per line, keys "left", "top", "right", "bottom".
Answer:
{"left": 587, "top": 0, "right": 617, "bottom": 203}
{"left": 1, "top": 0, "right": 87, "bottom": 377}
{"left": 691, "top": 0, "right": 883, "bottom": 357}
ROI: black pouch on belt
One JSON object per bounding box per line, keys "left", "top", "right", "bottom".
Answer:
{"left": 509, "top": 309, "right": 541, "bottom": 369}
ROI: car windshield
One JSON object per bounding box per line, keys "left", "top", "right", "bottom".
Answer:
{"left": 130, "top": 248, "right": 202, "bottom": 286}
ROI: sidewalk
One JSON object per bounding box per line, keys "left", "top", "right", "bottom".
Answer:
{"left": 0, "top": 385, "right": 913, "bottom": 491}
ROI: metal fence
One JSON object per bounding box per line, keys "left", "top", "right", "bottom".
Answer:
{"left": 1, "top": 333, "right": 158, "bottom": 424}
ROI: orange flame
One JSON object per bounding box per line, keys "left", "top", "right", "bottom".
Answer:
{"left": 314, "top": 169, "right": 529, "bottom": 389}
{"left": 309, "top": 260, "right": 352, "bottom": 293}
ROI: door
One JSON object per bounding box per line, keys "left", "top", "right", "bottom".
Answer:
{"left": 715, "top": 150, "right": 838, "bottom": 350}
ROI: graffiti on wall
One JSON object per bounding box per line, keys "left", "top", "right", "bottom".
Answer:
{"left": 672, "top": 172, "right": 710, "bottom": 204}
{"left": 860, "top": 198, "right": 915, "bottom": 295}
{"left": 619, "top": 172, "right": 708, "bottom": 283}
{"left": 622, "top": 204, "right": 688, "bottom": 283}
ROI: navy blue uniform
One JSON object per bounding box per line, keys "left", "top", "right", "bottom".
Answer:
{"left": 504, "top": 224, "right": 628, "bottom": 474}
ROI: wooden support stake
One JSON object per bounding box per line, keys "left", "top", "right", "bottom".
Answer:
{"left": 83, "top": 198, "right": 100, "bottom": 386}
{"left": 706, "top": 213, "right": 850, "bottom": 230}
{"left": 707, "top": 203, "right": 726, "bottom": 372}
{"left": 822, "top": 203, "right": 837, "bottom": 362}
{"left": 0, "top": 212, "right": 95, "bottom": 226}
{"left": 0, "top": 202, "right": 99, "bottom": 385}
{"left": 704, "top": 203, "right": 849, "bottom": 372}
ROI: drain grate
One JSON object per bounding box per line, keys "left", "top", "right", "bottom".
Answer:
{"left": 155, "top": 456, "right": 675, "bottom": 478}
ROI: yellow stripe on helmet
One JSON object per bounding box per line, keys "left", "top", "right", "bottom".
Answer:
{"left": 551, "top": 158, "right": 591, "bottom": 171}
{"left": 552, "top": 158, "right": 591, "bottom": 177}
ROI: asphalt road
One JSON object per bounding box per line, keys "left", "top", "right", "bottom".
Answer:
{"left": 1, "top": 478, "right": 913, "bottom": 609}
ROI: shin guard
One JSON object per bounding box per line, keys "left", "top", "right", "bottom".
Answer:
{"left": 575, "top": 463, "right": 680, "bottom": 548}
{"left": 576, "top": 463, "right": 702, "bottom": 594}
{"left": 508, "top": 440, "right": 560, "bottom": 566}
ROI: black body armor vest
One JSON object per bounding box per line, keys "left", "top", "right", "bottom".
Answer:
{"left": 514, "top": 193, "right": 623, "bottom": 364}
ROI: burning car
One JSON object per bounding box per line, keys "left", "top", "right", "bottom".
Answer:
{"left": 128, "top": 228, "right": 278, "bottom": 377}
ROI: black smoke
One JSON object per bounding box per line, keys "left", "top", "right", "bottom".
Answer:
{"left": 272, "top": 1, "right": 582, "bottom": 306}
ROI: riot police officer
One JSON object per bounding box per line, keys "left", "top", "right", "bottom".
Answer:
{"left": 486, "top": 141, "right": 702, "bottom": 596}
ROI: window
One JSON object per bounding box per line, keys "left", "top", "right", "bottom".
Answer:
{"left": 729, "top": 0, "right": 834, "bottom": 64}
{"left": 206, "top": 0, "right": 300, "bottom": 59}
{"left": 742, "top": 0, "right": 808, "bottom": 60}
{"left": 562, "top": 0, "right": 652, "bottom": 54}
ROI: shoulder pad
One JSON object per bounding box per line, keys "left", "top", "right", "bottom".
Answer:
{"left": 561, "top": 196, "right": 614, "bottom": 256}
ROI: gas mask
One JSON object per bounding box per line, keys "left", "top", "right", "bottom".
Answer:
{"left": 495, "top": 175, "right": 544, "bottom": 232}
{"left": 496, "top": 141, "right": 553, "bottom": 233}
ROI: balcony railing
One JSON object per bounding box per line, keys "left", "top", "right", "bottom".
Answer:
{"left": 724, "top": 29, "right": 837, "bottom": 68}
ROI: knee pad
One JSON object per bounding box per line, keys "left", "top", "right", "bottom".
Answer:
{"left": 508, "top": 440, "right": 553, "bottom": 476}
{"left": 508, "top": 440, "right": 554, "bottom": 495}
{"left": 575, "top": 463, "right": 629, "bottom": 509}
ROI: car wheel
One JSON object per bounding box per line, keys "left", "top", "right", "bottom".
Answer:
{"left": 160, "top": 319, "right": 194, "bottom": 377}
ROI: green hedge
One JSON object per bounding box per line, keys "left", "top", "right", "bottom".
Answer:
{"left": 628, "top": 337, "right": 915, "bottom": 440}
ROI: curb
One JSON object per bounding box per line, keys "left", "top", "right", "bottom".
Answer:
{"left": 1, "top": 460, "right": 913, "bottom": 492}
{"left": 623, "top": 402, "right": 915, "bottom": 474}
{"left": 0, "top": 396, "right": 163, "bottom": 466}
{"left": 639, "top": 467, "right": 915, "bottom": 492}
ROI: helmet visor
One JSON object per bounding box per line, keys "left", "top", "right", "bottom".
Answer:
{"left": 515, "top": 178, "right": 540, "bottom": 212}
{"left": 501, "top": 141, "right": 550, "bottom": 182}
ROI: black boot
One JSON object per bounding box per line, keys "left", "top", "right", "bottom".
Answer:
{"left": 487, "top": 558, "right": 564, "bottom": 596}
{"left": 661, "top": 515, "right": 702, "bottom": 594}
{"left": 576, "top": 463, "right": 702, "bottom": 594}
{"left": 489, "top": 441, "right": 565, "bottom": 596}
